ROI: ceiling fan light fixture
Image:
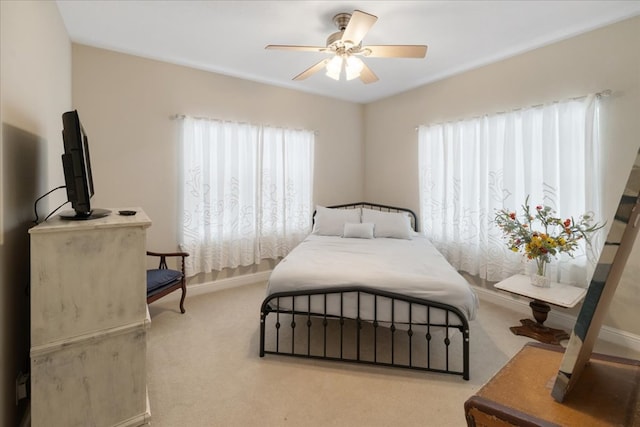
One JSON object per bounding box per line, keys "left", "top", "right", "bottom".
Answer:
{"left": 325, "top": 55, "right": 343, "bottom": 80}
{"left": 345, "top": 56, "right": 364, "bottom": 80}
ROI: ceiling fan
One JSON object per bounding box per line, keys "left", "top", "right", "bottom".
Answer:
{"left": 265, "top": 10, "right": 428, "bottom": 84}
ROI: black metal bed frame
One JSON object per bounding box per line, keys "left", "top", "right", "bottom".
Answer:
{"left": 258, "top": 202, "right": 470, "bottom": 380}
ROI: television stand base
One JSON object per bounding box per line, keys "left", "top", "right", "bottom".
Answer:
{"left": 59, "top": 208, "right": 111, "bottom": 220}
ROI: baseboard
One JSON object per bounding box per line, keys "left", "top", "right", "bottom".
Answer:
{"left": 474, "top": 285, "right": 640, "bottom": 354}
{"left": 186, "top": 270, "right": 271, "bottom": 297}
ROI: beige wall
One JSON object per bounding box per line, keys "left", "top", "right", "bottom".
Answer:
{"left": 364, "top": 16, "right": 640, "bottom": 335}
{"left": 71, "top": 44, "right": 364, "bottom": 279}
{"left": 0, "top": 1, "right": 72, "bottom": 425}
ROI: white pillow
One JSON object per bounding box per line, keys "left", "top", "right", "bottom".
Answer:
{"left": 312, "top": 206, "right": 361, "bottom": 236}
{"left": 343, "top": 222, "right": 374, "bottom": 239}
{"left": 362, "top": 208, "right": 412, "bottom": 239}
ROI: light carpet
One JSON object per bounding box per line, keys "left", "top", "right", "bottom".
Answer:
{"left": 146, "top": 282, "right": 638, "bottom": 427}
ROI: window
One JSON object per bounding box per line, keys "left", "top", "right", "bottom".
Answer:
{"left": 418, "top": 95, "right": 602, "bottom": 286}
{"left": 178, "top": 116, "right": 314, "bottom": 276}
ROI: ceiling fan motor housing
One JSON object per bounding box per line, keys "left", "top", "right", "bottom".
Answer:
{"left": 326, "top": 31, "right": 343, "bottom": 48}
{"left": 327, "top": 13, "right": 361, "bottom": 53}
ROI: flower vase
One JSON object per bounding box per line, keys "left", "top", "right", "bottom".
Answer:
{"left": 530, "top": 259, "right": 550, "bottom": 288}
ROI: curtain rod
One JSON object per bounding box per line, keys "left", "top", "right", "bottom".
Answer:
{"left": 170, "top": 114, "right": 318, "bottom": 134}
{"left": 415, "top": 89, "right": 611, "bottom": 131}
{"left": 170, "top": 114, "right": 205, "bottom": 120}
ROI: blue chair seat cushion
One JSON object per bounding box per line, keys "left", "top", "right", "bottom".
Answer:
{"left": 147, "top": 269, "right": 183, "bottom": 294}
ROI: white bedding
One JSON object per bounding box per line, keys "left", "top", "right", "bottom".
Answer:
{"left": 266, "top": 234, "right": 478, "bottom": 323}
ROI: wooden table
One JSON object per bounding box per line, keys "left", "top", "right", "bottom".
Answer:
{"left": 464, "top": 342, "right": 640, "bottom": 426}
{"left": 494, "top": 274, "right": 587, "bottom": 345}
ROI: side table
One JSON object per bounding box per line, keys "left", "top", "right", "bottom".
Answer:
{"left": 494, "top": 274, "right": 587, "bottom": 345}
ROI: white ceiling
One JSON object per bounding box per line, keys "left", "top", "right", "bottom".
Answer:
{"left": 56, "top": 1, "right": 640, "bottom": 104}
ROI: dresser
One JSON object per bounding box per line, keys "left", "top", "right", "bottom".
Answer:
{"left": 29, "top": 209, "right": 152, "bottom": 426}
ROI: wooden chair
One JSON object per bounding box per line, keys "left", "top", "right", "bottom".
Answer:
{"left": 146, "top": 251, "right": 189, "bottom": 313}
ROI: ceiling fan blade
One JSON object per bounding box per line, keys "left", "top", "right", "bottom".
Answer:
{"left": 293, "top": 59, "right": 329, "bottom": 81}
{"left": 363, "top": 45, "right": 428, "bottom": 58}
{"left": 266, "top": 45, "right": 327, "bottom": 53}
{"left": 359, "top": 62, "right": 378, "bottom": 84}
{"left": 341, "top": 10, "right": 378, "bottom": 46}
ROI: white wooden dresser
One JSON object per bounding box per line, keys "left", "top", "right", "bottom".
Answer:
{"left": 29, "top": 209, "right": 151, "bottom": 426}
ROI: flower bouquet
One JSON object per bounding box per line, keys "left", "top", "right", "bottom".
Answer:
{"left": 494, "top": 196, "right": 604, "bottom": 287}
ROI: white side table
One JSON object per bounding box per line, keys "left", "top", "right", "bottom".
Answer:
{"left": 494, "top": 274, "right": 587, "bottom": 345}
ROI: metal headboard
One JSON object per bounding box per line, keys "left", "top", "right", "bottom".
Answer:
{"left": 313, "top": 202, "right": 418, "bottom": 232}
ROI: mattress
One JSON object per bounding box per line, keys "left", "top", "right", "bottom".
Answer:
{"left": 266, "top": 234, "right": 478, "bottom": 323}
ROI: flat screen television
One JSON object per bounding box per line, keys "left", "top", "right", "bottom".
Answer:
{"left": 59, "top": 110, "right": 110, "bottom": 220}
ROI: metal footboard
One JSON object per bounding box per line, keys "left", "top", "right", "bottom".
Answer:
{"left": 259, "top": 286, "right": 470, "bottom": 380}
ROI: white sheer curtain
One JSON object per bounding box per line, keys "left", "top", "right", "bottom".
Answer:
{"left": 178, "top": 116, "right": 314, "bottom": 276}
{"left": 418, "top": 95, "right": 602, "bottom": 286}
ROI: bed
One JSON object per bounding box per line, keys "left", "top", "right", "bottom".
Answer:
{"left": 259, "top": 202, "right": 478, "bottom": 380}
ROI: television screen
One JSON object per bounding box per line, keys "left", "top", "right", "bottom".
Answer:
{"left": 60, "top": 110, "right": 110, "bottom": 220}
